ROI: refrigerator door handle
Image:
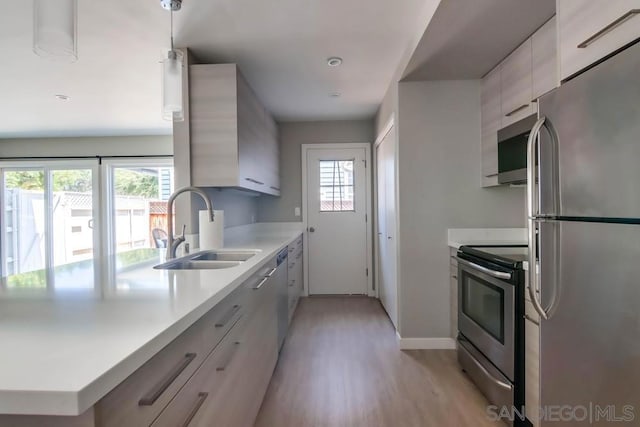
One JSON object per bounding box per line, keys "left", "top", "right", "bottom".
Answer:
{"left": 527, "top": 116, "right": 560, "bottom": 320}
{"left": 528, "top": 219, "right": 549, "bottom": 320}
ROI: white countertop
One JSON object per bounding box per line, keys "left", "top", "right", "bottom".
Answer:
{"left": 448, "top": 228, "right": 530, "bottom": 269}
{"left": 0, "top": 222, "right": 304, "bottom": 416}
{"left": 447, "top": 228, "right": 527, "bottom": 250}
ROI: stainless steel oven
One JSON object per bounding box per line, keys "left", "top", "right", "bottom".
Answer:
{"left": 456, "top": 245, "right": 527, "bottom": 426}
{"left": 457, "top": 256, "right": 515, "bottom": 379}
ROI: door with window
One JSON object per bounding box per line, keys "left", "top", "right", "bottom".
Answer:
{"left": 305, "top": 146, "right": 369, "bottom": 295}
{"left": 376, "top": 128, "right": 398, "bottom": 327}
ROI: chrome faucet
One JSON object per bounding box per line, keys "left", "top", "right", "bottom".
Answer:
{"left": 166, "top": 187, "right": 214, "bottom": 260}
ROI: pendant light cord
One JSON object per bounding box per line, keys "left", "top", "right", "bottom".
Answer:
{"left": 170, "top": 10, "right": 174, "bottom": 51}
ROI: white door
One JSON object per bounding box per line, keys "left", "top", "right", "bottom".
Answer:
{"left": 306, "top": 147, "right": 368, "bottom": 295}
{"left": 376, "top": 129, "right": 398, "bottom": 327}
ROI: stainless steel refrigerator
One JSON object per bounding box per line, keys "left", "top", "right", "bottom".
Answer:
{"left": 527, "top": 41, "right": 640, "bottom": 426}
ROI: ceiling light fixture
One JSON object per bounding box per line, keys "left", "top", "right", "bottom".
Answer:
{"left": 327, "top": 57, "right": 343, "bottom": 67}
{"left": 160, "top": 0, "right": 184, "bottom": 122}
{"left": 55, "top": 94, "right": 70, "bottom": 101}
{"left": 33, "top": 0, "right": 78, "bottom": 62}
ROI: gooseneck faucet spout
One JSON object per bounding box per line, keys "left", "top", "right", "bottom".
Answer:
{"left": 166, "top": 187, "right": 214, "bottom": 260}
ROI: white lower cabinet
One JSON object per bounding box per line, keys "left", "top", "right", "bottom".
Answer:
{"left": 0, "top": 257, "right": 280, "bottom": 427}
{"left": 287, "top": 235, "right": 304, "bottom": 323}
{"left": 525, "top": 296, "right": 541, "bottom": 427}
{"left": 152, "top": 277, "right": 278, "bottom": 427}
{"left": 449, "top": 247, "right": 458, "bottom": 338}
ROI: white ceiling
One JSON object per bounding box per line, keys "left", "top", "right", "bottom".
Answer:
{"left": 403, "top": 0, "right": 556, "bottom": 81}
{"left": 0, "top": 0, "right": 430, "bottom": 138}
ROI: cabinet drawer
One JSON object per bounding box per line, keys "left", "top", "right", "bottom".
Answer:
{"left": 154, "top": 273, "right": 278, "bottom": 427}
{"left": 95, "top": 320, "right": 206, "bottom": 427}
{"left": 199, "top": 290, "right": 246, "bottom": 353}
{"left": 96, "top": 286, "right": 247, "bottom": 427}
{"left": 151, "top": 316, "right": 246, "bottom": 427}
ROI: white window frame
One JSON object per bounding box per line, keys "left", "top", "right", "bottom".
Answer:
{"left": 0, "top": 159, "right": 101, "bottom": 282}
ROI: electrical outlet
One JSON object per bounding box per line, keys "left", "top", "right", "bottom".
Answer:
{"left": 294, "top": 207, "right": 301, "bottom": 217}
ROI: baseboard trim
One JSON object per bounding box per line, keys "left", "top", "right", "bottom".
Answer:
{"left": 396, "top": 333, "right": 456, "bottom": 350}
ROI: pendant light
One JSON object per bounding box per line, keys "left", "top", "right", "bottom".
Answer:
{"left": 33, "top": 0, "right": 78, "bottom": 62}
{"left": 161, "top": 0, "right": 184, "bottom": 122}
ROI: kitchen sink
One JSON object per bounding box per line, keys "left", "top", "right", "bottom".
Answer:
{"left": 153, "top": 249, "right": 259, "bottom": 270}
{"left": 154, "top": 260, "right": 241, "bottom": 270}
{"left": 189, "top": 250, "right": 257, "bottom": 262}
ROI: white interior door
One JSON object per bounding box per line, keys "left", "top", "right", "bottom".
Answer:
{"left": 306, "top": 147, "right": 368, "bottom": 295}
{"left": 376, "top": 129, "right": 398, "bottom": 327}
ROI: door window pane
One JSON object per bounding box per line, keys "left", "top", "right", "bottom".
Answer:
{"left": 319, "top": 160, "right": 355, "bottom": 212}
{"left": 2, "top": 170, "right": 46, "bottom": 275}
{"left": 51, "top": 169, "right": 95, "bottom": 267}
{"left": 113, "top": 166, "right": 173, "bottom": 253}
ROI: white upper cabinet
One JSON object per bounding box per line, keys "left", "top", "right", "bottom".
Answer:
{"left": 481, "top": 65, "right": 501, "bottom": 187}
{"left": 481, "top": 16, "right": 560, "bottom": 187}
{"left": 190, "top": 64, "right": 280, "bottom": 196}
{"left": 501, "top": 38, "right": 534, "bottom": 127}
{"left": 557, "top": 0, "right": 640, "bottom": 80}
{"left": 532, "top": 16, "right": 558, "bottom": 100}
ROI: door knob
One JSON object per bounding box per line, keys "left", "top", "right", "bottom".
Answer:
{"left": 309, "top": 227, "right": 315, "bottom": 233}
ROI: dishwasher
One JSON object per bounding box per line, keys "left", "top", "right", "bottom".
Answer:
{"left": 273, "top": 247, "right": 289, "bottom": 351}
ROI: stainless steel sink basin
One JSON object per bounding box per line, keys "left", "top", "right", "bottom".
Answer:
{"left": 154, "top": 260, "right": 241, "bottom": 270}
{"left": 153, "top": 249, "right": 259, "bottom": 270}
{"left": 189, "top": 250, "right": 257, "bottom": 262}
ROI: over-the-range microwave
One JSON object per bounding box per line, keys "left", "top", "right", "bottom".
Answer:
{"left": 497, "top": 114, "right": 537, "bottom": 185}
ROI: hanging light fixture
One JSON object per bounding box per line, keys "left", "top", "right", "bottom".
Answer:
{"left": 161, "top": 0, "right": 184, "bottom": 122}
{"left": 33, "top": 0, "right": 78, "bottom": 62}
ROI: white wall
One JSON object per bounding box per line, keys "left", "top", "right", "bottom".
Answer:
{"left": 258, "top": 120, "right": 374, "bottom": 222}
{"left": 387, "top": 80, "right": 525, "bottom": 338}
{"left": 0, "top": 135, "right": 172, "bottom": 158}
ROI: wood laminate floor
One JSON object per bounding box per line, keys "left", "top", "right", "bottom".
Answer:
{"left": 254, "top": 296, "right": 505, "bottom": 427}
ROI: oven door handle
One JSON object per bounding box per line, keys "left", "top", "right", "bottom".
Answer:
{"left": 455, "top": 257, "right": 512, "bottom": 280}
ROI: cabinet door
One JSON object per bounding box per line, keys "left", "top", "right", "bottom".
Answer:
{"left": 190, "top": 65, "right": 239, "bottom": 188}
{"left": 532, "top": 16, "right": 558, "bottom": 100}
{"left": 480, "top": 65, "right": 501, "bottom": 187}
{"left": 525, "top": 300, "right": 540, "bottom": 427}
{"left": 237, "top": 71, "right": 267, "bottom": 192}
{"left": 263, "top": 110, "right": 280, "bottom": 196}
{"left": 501, "top": 38, "right": 534, "bottom": 127}
{"left": 558, "top": 0, "right": 640, "bottom": 81}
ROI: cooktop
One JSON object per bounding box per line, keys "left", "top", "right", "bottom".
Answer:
{"left": 458, "top": 245, "right": 528, "bottom": 270}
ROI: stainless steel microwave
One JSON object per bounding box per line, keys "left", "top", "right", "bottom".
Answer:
{"left": 497, "top": 114, "right": 537, "bottom": 185}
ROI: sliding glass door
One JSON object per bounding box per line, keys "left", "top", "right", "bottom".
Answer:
{"left": 103, "top": 159, "right": 174, "bottom": 255}
{"left": 2, "top": 169, "right": 46, "bottom": 276}
{"left": 0, "top": 161, "right": 99, "bottom": 285}
{"left": 1, "top": 158, "right": 174, "bottom": 284}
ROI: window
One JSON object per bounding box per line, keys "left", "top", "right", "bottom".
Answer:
{"left": 0, "top": 158, "right": 173, "bottom": 283}
{"left": 106, "top": 160, "right": 174, "bottom": 254}
{"left": 319, "top": 160, "right": 355, "bottom": 212}
{"left": 0, "top": 161, "right": 99, "bottom": 286}
{"left": 2, "top": 169, "right": 46, "bottom": 276}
